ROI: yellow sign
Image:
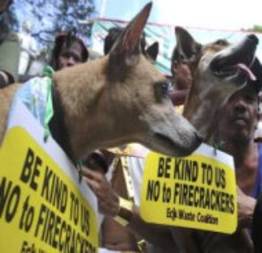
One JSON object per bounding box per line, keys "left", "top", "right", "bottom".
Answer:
{"left": 140, "top": 146, "right": 237, "bottom": 234}
{"left": 0, "top": 127, "right": 98, "bottom": 253}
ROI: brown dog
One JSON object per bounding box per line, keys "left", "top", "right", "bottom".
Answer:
{"left": 169, "top": 27, "right": 260, "bottom": 253}
{"left": 174, "top": 27, "right": 259, "bottom": 143}
{"left": 0, "top": 3, "right": 201, "bottom": 163}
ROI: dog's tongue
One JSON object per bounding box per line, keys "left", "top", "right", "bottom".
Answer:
{"left": 237, "top": 63, "right": 257, "bottom": 81}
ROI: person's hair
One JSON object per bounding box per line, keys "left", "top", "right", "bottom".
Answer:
{"left": 82, "top": 151, "right": 109, "bottom": 174}
{"left": 104, "top": 27, "right": 122, "bottom": 55}
{"left": 170, "top": 47, "right": 182, "bottom": 76}
{"left": 103, "top": 26, "right": 147, "bottom": 55}
{"left": 49, "top": 29, "right": 89, "bottom": 70}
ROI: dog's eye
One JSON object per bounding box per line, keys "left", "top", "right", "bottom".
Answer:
{"left": 215, "top": 39, "right": 228, "bottom": 46}
{"left": 154, "top": 80, "right": 174, "bottom": 102}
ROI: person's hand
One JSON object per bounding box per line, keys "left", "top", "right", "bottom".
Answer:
{"left": 81, "top": 167, "right": 119, "bottom": 217}
{"left": 237, "top": 186, "right": 256, "bottom": 228}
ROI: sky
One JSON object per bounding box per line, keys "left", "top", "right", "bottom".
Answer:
{"left": 11, "top": 0, "right": 262, "bottom": 61}
{"left": 92, "top": 0, "right": 262, "bottom": 68}
{"left": 95, "top": 0, "right": 262, "bottom": 31}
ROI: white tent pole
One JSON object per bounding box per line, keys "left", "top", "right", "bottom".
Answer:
{"left": 100, "top": 0, "right": 107, "bottom": 17}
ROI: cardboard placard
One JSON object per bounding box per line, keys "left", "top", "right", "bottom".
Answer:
{"left": 0, "top": 101, "right": 98, "bottom": 253}
{"left": 140, "top": 145, "right": 237, "bottom": 234}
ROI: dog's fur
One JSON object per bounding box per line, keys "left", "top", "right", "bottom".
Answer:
{"left": 173, "top": 27, "right": 259, "bottom": 143}
{"left": 103, "top": 25, "right": 159, "bottom": 62}
{"left": 0, "top": 3, "right": 201, "bottom": 162}
{"left": 170, "top": 27, "right": 260, "bottom": 253}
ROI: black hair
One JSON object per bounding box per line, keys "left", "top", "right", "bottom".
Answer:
{"left": 170, "top": 47, "right": 184, "bottom": 76}
{"left": 82, "top": 152, "right": 109, "bottom": 174}
{"left": 104, "top": 27, "right": 123, "bottom": 55}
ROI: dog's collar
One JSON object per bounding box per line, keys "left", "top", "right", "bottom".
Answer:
{"left": 12, "top": 67, "right": 76, "bottom": 164}
{"left": 43, "top": 66, "right": 77, "bottom": 165}
{"left": 43, "top": 66, "right": 76, "bottom": 164}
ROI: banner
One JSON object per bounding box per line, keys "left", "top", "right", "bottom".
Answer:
{"left": 0, "top": 101, "right": 99, "bottom": 253}
{"left": 90, "top": 18, "right": 173, "bottom": 75}
{"left": 90, "top": 18, "right": 262, "bottom": 75}
{"left": 140, "top": 144, "right": 237, "bottom": 234}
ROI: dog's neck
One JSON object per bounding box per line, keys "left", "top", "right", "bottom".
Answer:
{"left": 183, "top": 77, "right": 231, "bottom": 143}
{"left": 52, "top": 57, "right": 105, "bottom": 161}
{"left": 49, "top": 81, "right": 75, "bottom": 162}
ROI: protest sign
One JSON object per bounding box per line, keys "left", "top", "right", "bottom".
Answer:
{"left": 140, "top": 144, "right": 237, "bottom": 234}
{"left": 0, "top": 101, "right": 98, "bottom": 253}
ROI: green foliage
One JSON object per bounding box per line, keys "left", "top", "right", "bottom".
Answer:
{"left": 245, "top": 25, "right": 262, "bottom": 33}
{"left": 253, "top": 25, "right": 262, "bottom": 33}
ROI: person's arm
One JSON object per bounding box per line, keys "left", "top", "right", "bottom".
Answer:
{"left": 127, "top": 205, "right": 176, "bottom": 250}
{"left": 82, "top": 167, "right": 176, "bottom": 250}
{"left": 237, "top": 186, "right": 256, "bottom": 228}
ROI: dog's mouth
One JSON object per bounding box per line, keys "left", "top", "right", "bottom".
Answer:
{"left": 210, "top": 34, "right": 258, "bottom": 84}
{"left": 154, "top": 132, "right": 178, "bottom": 150}
{"left": 153, "top": 132, "right": 202, "bottom": 157}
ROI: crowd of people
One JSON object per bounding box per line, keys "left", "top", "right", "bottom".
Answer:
{"left": 1, "top": 0, "right": 262, "bottom": 253}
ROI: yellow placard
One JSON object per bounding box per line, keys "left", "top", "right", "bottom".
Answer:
{"left": 0, "top": 127, "right": 98, "bottom": 253}
{"left": 140, "top": 147, "right": 237, "bottom": 234}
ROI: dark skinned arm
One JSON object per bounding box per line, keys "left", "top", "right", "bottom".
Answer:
{"left": 82, "top": 167, "right": 176, "bottom": 250}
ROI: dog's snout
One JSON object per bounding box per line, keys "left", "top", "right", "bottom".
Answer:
{"left": 247, "top": 34, "right": 259, "bottom": 45}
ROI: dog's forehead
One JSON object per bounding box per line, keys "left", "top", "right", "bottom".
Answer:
{"left": 136, "top": 55, "right": 165, "bottom": 81}
{"left": 202, "top": 39, "right": 230, "bottom": 55}
{"left": 194, "top": 39, "right": 232, "bottom": 75}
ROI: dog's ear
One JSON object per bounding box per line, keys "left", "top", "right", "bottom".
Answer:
{"left": 174, "top": 26, "right": 201, "bottom": 63}
{"left": 109, "top": 2, "right": 152, "bottom": 67}
{"left": 146, "top": 42, "right": 159, "bottom": 62}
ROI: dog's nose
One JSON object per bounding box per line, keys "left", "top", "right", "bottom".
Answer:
{"left": 247, "top": 34, "right": 259, "bottom": 45}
